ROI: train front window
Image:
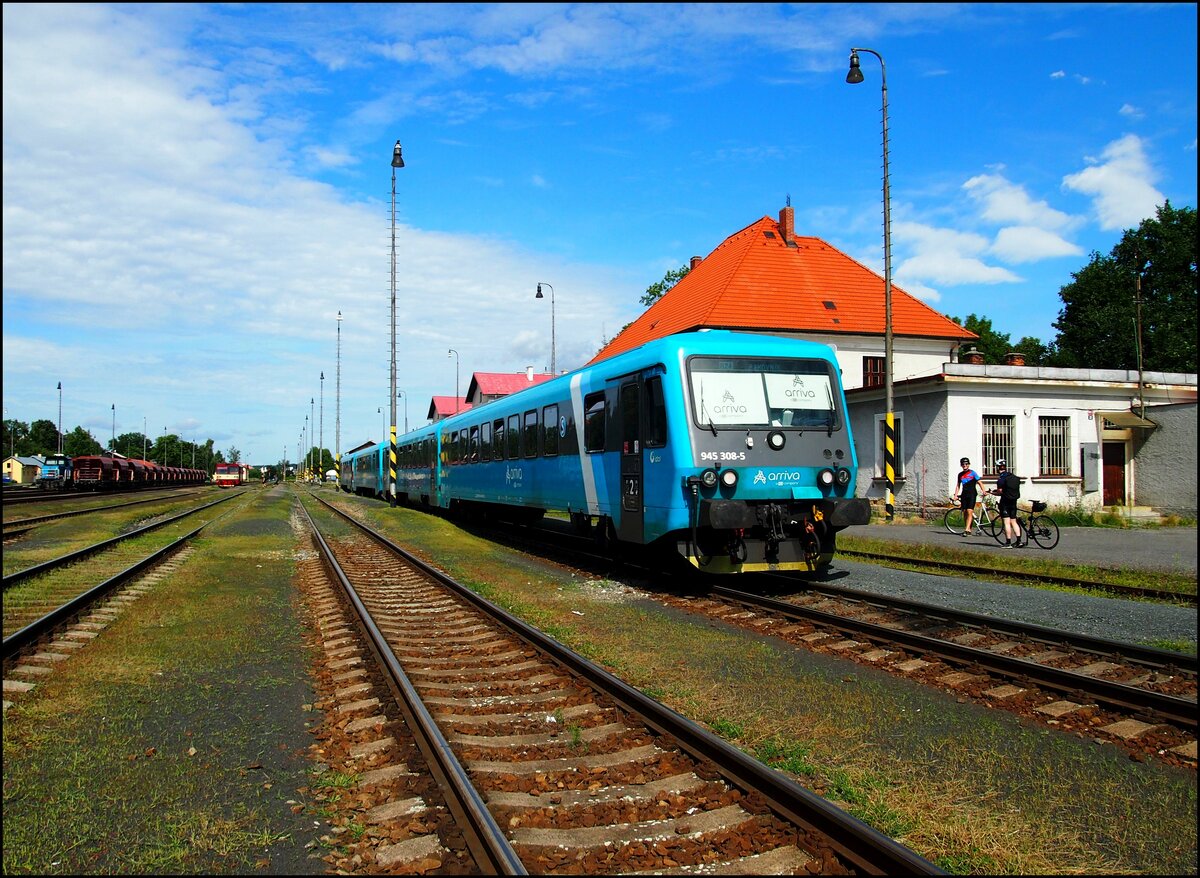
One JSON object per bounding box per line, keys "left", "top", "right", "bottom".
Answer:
{"left": 688, "top": 356, "right": 838, "bottom": 430}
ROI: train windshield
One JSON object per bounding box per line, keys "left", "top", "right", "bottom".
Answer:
{"left": 688, "top": 356, "right": 838, "bottom": 429}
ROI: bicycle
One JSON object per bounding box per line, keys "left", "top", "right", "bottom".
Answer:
{"left": 1010, "top": 500, "right": 1061, "bottom": 549}
{"left": 943, "top": 495, "right": 1001, "bottom": 539}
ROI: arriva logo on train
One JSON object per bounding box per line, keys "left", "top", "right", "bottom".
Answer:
{"left": 648, "top": 451, "right": 662, "bottom": 464}
{"left": 505, "top": 465, "right": 523, "bottom": 486}
{"left": 753, "top": 469, "right": 805, "bottom": 486}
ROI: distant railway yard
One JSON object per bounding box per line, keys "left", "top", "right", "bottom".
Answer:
{"left": 3, "top": 484, "right": 1196, "bottom": 875}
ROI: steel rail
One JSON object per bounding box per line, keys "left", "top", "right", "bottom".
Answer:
{"left": 299, "top": 501, "right": 527, "bottom": 876}
{"left": 835, "top": 547, "right": 1194, "bottom": 605}
{"left": 2, "top": 492, "right": 240, "bottom": 591}
{"left": 2, "top": 519, "right": 210, "bottom": 660}
{"left": 1, "top": 482, "right": 211, "bottom": 507}
{"left": 762, "top": 577, "right": 1197, "bottom": 674}
{"left": 4, "top": 487, "right": 222, "bottom": 529}
{"left": 310, "top": 493, "right": 943, "bottom": 876}
{"left": 713, "top": 586, "right": 1197, "bottom": 728}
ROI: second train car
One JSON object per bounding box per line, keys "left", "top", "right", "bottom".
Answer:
{"left": 342, "top": 330, "right": 870, "bottom": 572}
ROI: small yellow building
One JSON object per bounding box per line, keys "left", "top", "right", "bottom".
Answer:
{"left": 3, "top": 455, "right": 44, "bottom": 484}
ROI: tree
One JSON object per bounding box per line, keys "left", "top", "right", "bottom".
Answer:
{"left": 27, "top": 419, "right": 61, "bottom": 456}
{"left": 1052, "top": 202, "right": 1196, "bottom": 371}
{"left": 63, "top": 426, "right": 101, "bottom": 457}
{"left": 115, "top": 431, "right": 149, "bottom": 459}
{"left": 640, "top": 264, "right": 691, "bottom": 308}
{"left": 3, "top": 419, "right": 30, "bottom": 457}
{"left": 226, "top": 446, "right": 241, "bottom": 463}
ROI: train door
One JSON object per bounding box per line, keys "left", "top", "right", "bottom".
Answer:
{"left": 617, "top": 379, "right": 644, "bottom": 542}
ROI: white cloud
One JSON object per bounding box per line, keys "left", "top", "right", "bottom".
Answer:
{"left": 991, "top": 226, "right": 1083, "bottom": 263}
{"left": 963, "top": 173, "right": 1077, "bottom": 231}
{"left": 1061, "top": 134, "right": 1165, "bottom": 230}
{"left": 1050, "top": 70, "right": 1066, "bottom": 79}
{"left": 1119, "top": 103, "right": 1144, "bottom": 119}
{"left": 893, "top": 222, "right": 1023, "bottom": 287}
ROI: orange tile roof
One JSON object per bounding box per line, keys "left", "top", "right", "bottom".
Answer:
{"left": 469, "top": 371, "right": 554, "bottom": 397}
{"left": 591, "top": 210, "right": 975, "bottom": 364}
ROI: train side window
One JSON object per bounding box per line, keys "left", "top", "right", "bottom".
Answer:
{"left": 507, "top": 414, "right": 521, "bottom": 459}
{"left": 481, "top": 421, "right": 492, "bottom": 460}
{"left": 542, "top": 404, "right": 559, "bottom": 457}
{"left": 620, "top": 382, "right": 640, "bottom": 455}
{"left": 644, "top": 376, "right": 667, "bottom": 448}
{"left": 469, "top": 425, "right": 480, "bottom": 463}
{"left": 447, "top": 430, "right": 457, "bottom": 465}
{"left": 493, "top": 419, "right": 505, "bottom": 461}
{"left": 584, "top": 391, "right": 605, "bottom": 453}
{"left": 523, "top": 409, "right": 539, "bottom": 458}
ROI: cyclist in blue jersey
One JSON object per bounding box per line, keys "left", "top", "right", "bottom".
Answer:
{"left": 952, "top": 457, "right": 983, "bottom": 535}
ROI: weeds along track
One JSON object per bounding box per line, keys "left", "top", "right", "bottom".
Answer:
{"left": 297, "top": 493, "right": 941, "bottom": 875}
{"left": 670, "top": 585, "right": 1197, "bottom": 769}
{"left": 1, "top": 486, "right": 218, "bottom": 535}
{"left": 1, "top": 491, "right": 249, "bottom": 670}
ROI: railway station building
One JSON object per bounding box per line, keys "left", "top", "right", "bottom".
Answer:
{"left": 3, "top": 455, "right": 45, "bottom": 484}
{"left": 591, "top": 205, "right": 1198, "bottom": 518}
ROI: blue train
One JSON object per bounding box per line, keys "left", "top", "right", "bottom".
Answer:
{"left": 341, "top": 330, "right": 870, "bottom": 572}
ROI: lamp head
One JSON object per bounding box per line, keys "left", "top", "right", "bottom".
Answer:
{"left": 391, "top": 140, "right": 404, "bottom": 168}
{"left": 536, "top": 283, "right": 544, "bottom": 299}
{"left": 846, "top": 51, "right": 864, "bottom": 84}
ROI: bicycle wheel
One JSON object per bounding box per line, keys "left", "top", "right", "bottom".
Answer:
{"left": 993, "top": 515, "right": 1020, "bottom": 544}
{"left": 1029, "top": 515, "right": 1060, "bottom": 549}
{"left": 981, "top": 509, "right": 1001, "bottom": 540}
{"left": 943, "top": 507, "right": 967, "bottom": 534}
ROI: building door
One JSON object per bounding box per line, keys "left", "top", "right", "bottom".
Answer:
{"left": 1102, "top": 441, "right": 1126, "bottom": 506}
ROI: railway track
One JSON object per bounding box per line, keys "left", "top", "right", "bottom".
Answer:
{"left": 1, "top": 486, "right": 218, "bottom": 535}
{"left": 2, "top": 491, "right": 246, "bottom": 659}
{"left": 326, "top": 498, "right": 1197, "bottom": 769}
{"left": 1, "top": 482, "right": 212, "bottom": 507}
{"left": 299, "top": 492, "right": 941, "bottom": 875}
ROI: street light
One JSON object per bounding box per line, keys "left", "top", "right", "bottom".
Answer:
{"left": 846, "top": 46, "right": 895, "bottom": 523}
{"left": 319, "top": 371, "right": 325, "bottom": 479}
{"left": 111, "top": 403, "right": 116, "bottom": 452}
{"left": 310, "top": 397, "right": 315, "bottom": 477}
{"left": 447, "top": 349, "right": 460, "bottom": 413}
{"left": 57, "top": 382, "right": 63, "bottom": 454}
{"left": 397, "top": 390, "right": 408, "bottom": 434}
{"left": 389, "top": 138, "right": 405, "bottom": 507}
{"left": 535, "top": 282, "right": 556, "bottom": 375}
{"left": 378, "top": 407, "right": 383, "bottom": 441}
{"left": 143, "top": 417, "right": 147, "bottom": 461}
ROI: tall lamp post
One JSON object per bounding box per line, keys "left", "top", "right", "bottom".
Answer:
{"left": 448, "top": 349, "right": 460, "bottom": 413}
{"left": 319, "top": 371, "right": 325, "bottom": 480}
{"left": 57, "top": 382, "right": 63, "bottom": 453}
{"left": 378, "top": 407, "right": 383, "bottom": 441}
{"left": 335, "top": 311, "right": 342, "bottom": 467}
{"left": 846, "top": 47, "right": 895, "bottom": 523}
{"left": 111, "top": 404, "right": 116, "bottom": 452}
{"left": 310, "top": 397, "right": 315, "bottom": 478}
{"left": 389, "top": 139, "right": 405, "bottom": 506}
{"left": 535, "top": 282, "right": 556, "bottom": 375}
{"left": 304, "top": 414, "right": 309, "bottom": 479}
{"left": 397, "top": 390, "right": 408, "bottom": 433}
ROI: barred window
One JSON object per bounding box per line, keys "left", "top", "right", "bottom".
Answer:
{"left": 874, "top": 414, "right": 904, "bottom": 478}
{"left": 1038, "top": 416, "right": 1070, "bottom": 476}
{"left": 863, "top": 356, "right": 885, "bottom": 389}
{"left": 982, "top": 415, "right": 1015, "bottom": 473}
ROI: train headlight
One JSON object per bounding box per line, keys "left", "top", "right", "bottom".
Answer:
{"left": 700, "top": 468, "right": 719, "bottom": 489}
{"left": 720, "top": 469, "right": 739, "bottom": 489}
{"left": 818, "top": 468, "right": 835, "bottom": 489}
{"left": 767, "top": 431, "right": 785, "bottom": 450}
{"left": 835, "top": 467, "right": 851, "bottom": 487}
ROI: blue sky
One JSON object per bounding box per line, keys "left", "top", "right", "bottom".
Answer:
{"left": 3, "top": 3, "right": 1196, "bottom": 465}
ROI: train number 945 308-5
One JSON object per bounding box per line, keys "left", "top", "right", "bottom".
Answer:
{"left": 700, "top": 451, "right": 746, "bottom": 462}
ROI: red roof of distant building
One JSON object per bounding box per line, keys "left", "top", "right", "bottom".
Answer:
{"left": 590, "top": 208, "right": 975, "bottom": 364}
{"left": 468, "top": 371, "right": 554, "bottom": 398}
{"left": 427, "top": 396, "right": 472, "bottom": 419}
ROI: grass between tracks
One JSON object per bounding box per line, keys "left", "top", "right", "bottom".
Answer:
{"left": 331, "top": 489, "right": 1196, "bottom": 876}
{"left": 2, "top": 487, "right": 322, "bottom": 875}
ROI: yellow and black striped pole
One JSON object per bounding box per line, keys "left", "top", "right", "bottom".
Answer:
{"left": 389, "top": 425, "right": 397, "bottom": 506}
{"left": 883, "top": 410, "right": 895, "bottom": 521}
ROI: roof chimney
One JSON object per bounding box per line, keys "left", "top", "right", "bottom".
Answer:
{"left": 778, "top": 205, "right": 795, "bottom": 244}
{"left": 526, "top": 366, "right": 535, "bottom": 381}
{"left": 690, "top": 255, "right": 703, "bottom": 270}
